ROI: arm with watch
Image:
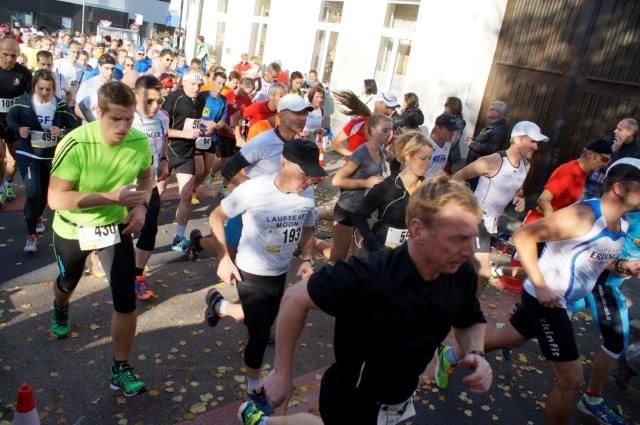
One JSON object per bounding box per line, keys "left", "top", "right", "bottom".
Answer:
{"left": 453, "top": 323, "right": 493, "bottom": 394}
{"left": 296, "top": 226, "right": 315, "bottom": 279}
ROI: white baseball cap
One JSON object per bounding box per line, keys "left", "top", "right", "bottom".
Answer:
{"left": 277, "top": 94, "right": 314, "bottom": 113}
{"left": 511, "top": 121, "right": 549, "bottom": 142}
{"left": 375, "top": 92, "right": 400, "bottom": 108}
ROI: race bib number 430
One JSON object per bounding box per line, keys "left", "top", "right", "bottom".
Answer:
{"left": 78, "top": 224, "right": 121, "bottom": 251}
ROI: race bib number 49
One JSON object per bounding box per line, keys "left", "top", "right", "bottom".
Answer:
{"left": 78, "top": 223, "right": 121, "bottom": 251}
{"left": 30, "top": 131, "right": 59, "bottom": 148}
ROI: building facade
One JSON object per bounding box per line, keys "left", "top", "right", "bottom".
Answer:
{"left": 182, "top": 0, "right": 509, "bottom": 152}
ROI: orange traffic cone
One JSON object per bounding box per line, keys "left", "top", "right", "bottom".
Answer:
{"left": 12, "top": 384, "right": 40, "bottom": 425}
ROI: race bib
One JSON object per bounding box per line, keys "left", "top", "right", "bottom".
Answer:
{"left": 195, "top": 136, "right": 212, "bottom": 150}
{"left": 183, "top": 118, "right": 200, "bottom": 131}
{"left": 482, "top": 214, "right": 498, "bottom": 234}
{"left": 376, "top": 395, "right": 416, "bottom": 425}
{"left": 0, "top": 98, "right": 14, "bottom": 113}
{"left": 30, "top": 131, "right": 59, "bottom": 148}
{"left": 265, "top": 227, "right": 301, "bottom": 255}
{"left": 384, "top": 227, "right": 409, "bottom": 248}
{"left": 78, "top": 223, "right": 121, "bottom": 251}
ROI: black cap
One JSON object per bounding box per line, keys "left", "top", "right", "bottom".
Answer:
{"left": 605, "top": 158, "right": 640, "bottom": 181}
{"left": 283, "top": 139, "right": 328, "bottom": 178}
{"left": 585, "top": 138, "right": 612, "bottom": 156}
{"left": 435, "top": 113, "right": 459, "bottom": 131}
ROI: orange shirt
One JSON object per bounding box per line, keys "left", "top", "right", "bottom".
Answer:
{"left": 247, "top": 116, "right": 280, "bottom": 141}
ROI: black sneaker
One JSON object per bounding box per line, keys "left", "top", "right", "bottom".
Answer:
{"left": 205, "top": 288, "right": 224, "bottom": 327}
{"left": 188, "top": 229, "right": 203, "bottom": 261}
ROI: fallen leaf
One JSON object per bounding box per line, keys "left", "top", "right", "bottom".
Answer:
{"left": 172, "top": 395, "right": 183, "bottom": 402}
{"left": 91, "top": 397, "right": 101, "bottom": 405}
{"left": 148, "top": 390, "right": 159, "bottom": 397}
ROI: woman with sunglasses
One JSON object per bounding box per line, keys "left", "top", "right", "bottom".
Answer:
{"left": 131, "top": 75, "right": 170, "bottom": 300}
{"left": 6, "top": 69, "right": 80, "bottom": 253}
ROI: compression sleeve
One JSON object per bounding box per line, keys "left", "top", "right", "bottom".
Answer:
{"left": 221, "top": 151, "right": 251, "bottom": 181}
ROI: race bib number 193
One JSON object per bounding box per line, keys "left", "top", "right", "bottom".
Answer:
{"left": 78, "top": 224, "right": 121, "bottom": 251}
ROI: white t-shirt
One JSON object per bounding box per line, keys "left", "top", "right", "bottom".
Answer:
{"left": 53, "top": 59, "right": 84, "bottom": 103}
{"left": 221, "top": 174, "right": 315, "bottom": 276}
{"left": 133, "top": 110, "right": 170, "bottom": 179}
{"left": 239, "top": 129, "right": 287, "bottom": 179}
{"left": 75, "top": 77, "right": 106, "bottom": 122}
{"left": 52, "top": 71, "right": 70, "bottom": 100}
{"left": 33, "top": 97, "right": 57, "bottom": 130}
{"left": 304, "top": 107, "right": 323, "bottom": 133}
{"left": 252, "top": 78, "right": 271, "bottom": 103}
{"left": 424, "top": 137, "right": 451, "bottom": 178}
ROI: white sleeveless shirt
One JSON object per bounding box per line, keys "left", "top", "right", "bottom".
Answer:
{"left": 474, "top": 151, "right": 527, "bottom": 232}
{"left": 523, "top": 199, "right": 628, "bottom": 307}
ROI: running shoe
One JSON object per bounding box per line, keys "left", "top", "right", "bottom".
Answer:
{"left": 434, "top": 344, "right": 455, "bottom": 389}
{"left": 171, "top": 235, "right": 190, "bottom": 253}
{"left": 237, "top": 401, "right": 267, "bottom": 425}
{"left": 50, "top": 303, "right": 70, "bottom": 339}
{"left": 4, "top": 182, "right": 16, "bottom": 202}
{"left": 35, "top": 219, "right": 45, "bottom": 234}
{"left": 577, "top": 394, "right": 627, "bottom": 425}
{"left": 23, "top": 234, "right": 38, "bottom": 254}
{"left": 188, "top": 229, "right": 203, "bottom": 261}
{"left": 0, "top": 190, "right": 5, "bottom": 207}
{"left": 110, "top": 363, "right": 147, "bottom": 397}
{"left": 204, "top": 173, "right": 216, "bottom": 190}
{"left": 246, "top": 387, "right": 273, "bottom": 416}
{"left": 205, "top": 288, "right": 224, "bottom": 327}
{"left": 134, "top": 276, "right": 154, "bottom": 300}
{"left": 191, "top": 193, "right": 200, "bottom": 205}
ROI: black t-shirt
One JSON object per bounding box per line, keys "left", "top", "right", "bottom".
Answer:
{"left": 307, "top": 244, "right": 485, "bottom": 404}
{"left": 162, "top": 89, "right": 203, "bottom": 158}
{"left": 0, "top": 63, "right": 32, "bottom": 141}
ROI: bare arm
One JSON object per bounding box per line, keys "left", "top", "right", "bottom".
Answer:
{"left": 48, "top": 176, "right": 146, "bottom": 211}
{"left": 454, "top": 323, "right": 486, "bottom": 354}
{"left": 208, "top": 205, "right": 230, "bottom": 259}
{"left": 453, "top": 154, "right": 499, "bottom": 182}
{"left": 454, "top": 323, "right": 493, "bottom": 394}
{"left": 536, "top": 189, "right": 555, "bottom": 217}
{"left": 331, "top": 130, "right": 352, "bottom": 156}
{"left": 332, "top": 159, "right": 382, "bottom": 189}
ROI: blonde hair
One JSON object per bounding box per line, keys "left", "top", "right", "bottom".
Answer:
{"left": 406, "top": 173, "right": 481, "bottom": 228}
{"left": 394, "top": 130, "right": 431, "bottom": 164}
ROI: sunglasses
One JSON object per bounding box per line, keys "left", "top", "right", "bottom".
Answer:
{"left": 146, "top": 97, "right": 165, "bottom": 106}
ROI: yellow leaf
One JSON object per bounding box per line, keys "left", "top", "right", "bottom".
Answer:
{"left": 91, "top": 397, "right": 101, "bottom": 405}
{"left": 148, "top": 390, "right": 160, "bottom": 397}
{"left": 233, "top": 375, "right": 245, "bottom": 383}
{"left": 118, "top": 419, "right": 128, "bottom": 425}
{"left": 183, "top": 413, "right": 196, "bottom": 420}
{"left": 172, "top": 395, "right": 183, "bottom": 402}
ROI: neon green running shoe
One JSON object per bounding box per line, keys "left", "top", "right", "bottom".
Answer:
{"left": 237, "top": 401, "right": 266, "bottom": 425}
{"left": 434, "top": 344, "right": 455, "bottom": 389}
{"left": 50, "top": 304, "right": 70, "bottom": 339}
{"left": 110, "top": 364, "right": 147, "bottom": 396}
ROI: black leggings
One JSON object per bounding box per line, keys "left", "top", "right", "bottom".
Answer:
{"left": 53, "top": 228, "right": 137, "bottom": 313}
{"left": 237, "top": 269, "right": 287, "bottom": 370}
{"left": 136, "top": 187, "right": 161, "bottom": 251}
{"left": 16, "top": 154, "right": 51, "bottom": 235}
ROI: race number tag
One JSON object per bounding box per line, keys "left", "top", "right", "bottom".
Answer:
{"left": 0, "top": 98, "right": 14, "bottom": 113}
{"left": 376, "top": 395, "right": 416, "bottom": 425}
{"left": 265, "top": 227, "right": 301, "bottom": 255}
{"left": 78, "top": 223, "right": 121, "bottom": 251}
{"left": 195, "top": 137, "right": 212, "bottom": 150}
{"left": 183, "top": 118, "right": 200, "bottom": 131}
{"left": 384, "top": 227, "right": 409, "bottom": 248}
{"left": 30, "top": 131, "right": 59, "bottom": 148}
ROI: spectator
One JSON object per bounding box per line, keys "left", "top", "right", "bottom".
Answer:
{"left": 393, "top": 92, "right": 424, "bottom": 133}
{"left": 443, "top": 96, "right": 467, "bottom": 172}
{"left": 194, "top": 35, "right": 212, "bottom": 70}
{"left": 465, "top": 100, "right": 508, "bottom": 164}
{"left": 234, "top": 53, "right": 252, "bottom": 76}
{"left": 288, "top": 71, "right": 304, "bottom": 96}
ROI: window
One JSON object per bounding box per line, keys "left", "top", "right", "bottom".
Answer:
{"left": 217, "top": 0, "right": 229, "bottom": 13}
{"left": 310, "top": 30, "right": 339, "bottom": 84}
{"left": 254, "top": 0, "right": 271, "bottom": 17}
{"left": 249, "top": 23, "right": 268, "bottom": 58}
{"left": 374, "top": 37, "right": 412, "bottom": 94}
{"left": 384, "top": 1, "right": 420, "bottom": 31}
{"left": 318, "top": 1, "right": 343, "bottom": 24}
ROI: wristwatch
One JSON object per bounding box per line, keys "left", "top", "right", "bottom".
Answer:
{"left": 160, "top": 156, "right": 168, "bottom": 161}
{"left": 467, "top": 350, "right": 486, "bottom": 358}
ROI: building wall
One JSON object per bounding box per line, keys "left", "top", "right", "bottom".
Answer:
{"left": 184, "top": 0, "right": 507, "bottom": 150}
{"left": 58, "top": 0, "right": 170, "bottom": 25}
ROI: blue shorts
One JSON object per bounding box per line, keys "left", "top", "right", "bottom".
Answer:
{"left": 225, "top": 215, "right": 243, "bottom": 249}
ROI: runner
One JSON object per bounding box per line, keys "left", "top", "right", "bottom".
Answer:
{"left": 35, "top": 50, "right": 70, "bottom": 102}
{"left": 264, "top": 173, "right": 492, "bottom": 424}
{"left": 6, "top": 69, "right": 80, "bottom": 253}
{"left": 453, "top": 121, "right": 547, "bottom": 293}
{"left": 131, "top": 75, "right": 170, "bottom": 300}
{"left": 0, "top": 37, "right": 32, "bottom": 208}
{"left": 204, "top": 139, "right": 327, "bottom": 415}
{"left": 423, "top": 113, "right": 459, "bottom": 177}
{"left": 192, "top": 70, "right": 227, "bottom": 205}
{"left": 352, "top": 130, "right": 431, "bottom": 254}
{"left": 75, "top": 54, "right": 117, "bottom": 122}
{"left": 160, "top": 67, "right": 204, "bottom": 252}
{"left": 47, "top": 81, "right": 152, "bottom": 396}
{"left": 318, "top": 114, "right": 391, "bottom": 261}
{"left": 53, "top": 40, "right": 84, "bottom": 106}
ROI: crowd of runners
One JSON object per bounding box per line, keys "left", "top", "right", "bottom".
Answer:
{"left": 1, "top": 23, "right": 640, "bottom": 425}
